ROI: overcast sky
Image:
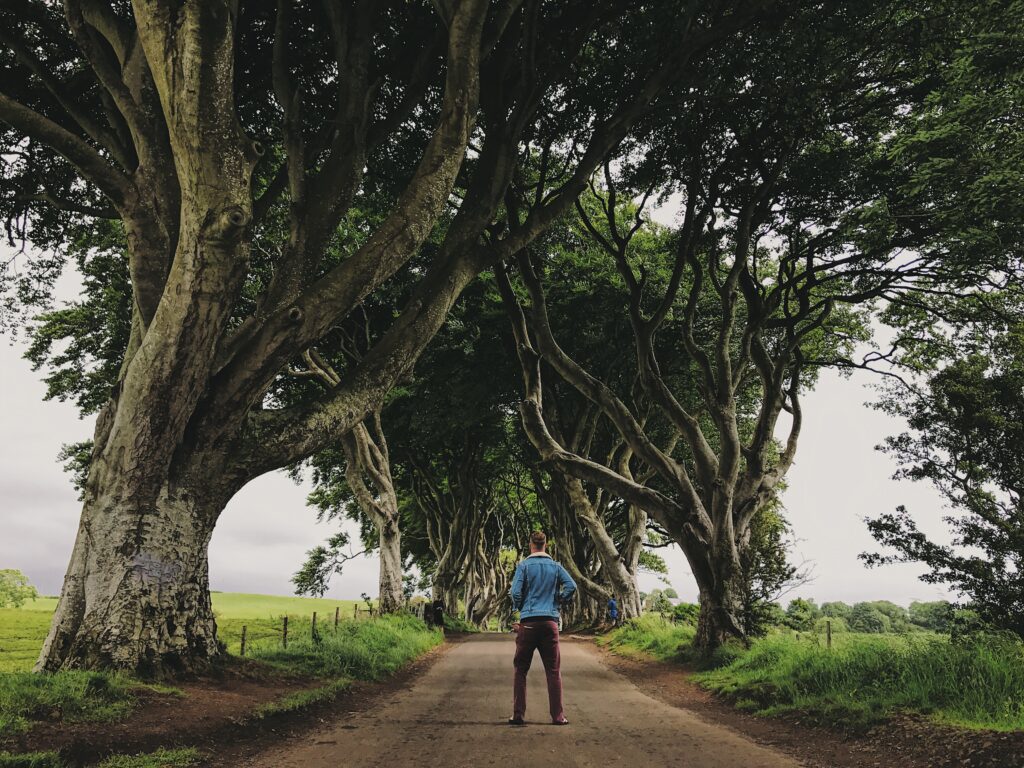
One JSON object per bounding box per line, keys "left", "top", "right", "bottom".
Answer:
{"left": 0, "top": 261, "right": 955, "bottom": 607}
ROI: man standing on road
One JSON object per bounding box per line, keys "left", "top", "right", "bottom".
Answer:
{"left": 509, "top": 531, "right": 576, "bottom": 726}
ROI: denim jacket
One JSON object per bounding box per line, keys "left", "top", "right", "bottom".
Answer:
{"left": 510, "top": 552, "right": 577, "bottom": 620}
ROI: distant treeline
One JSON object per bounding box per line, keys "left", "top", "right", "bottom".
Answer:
{"left": 659, "top": 598, "right": 958, "bottom": 635}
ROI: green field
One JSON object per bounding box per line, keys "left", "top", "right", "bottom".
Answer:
{"left": 0, "top": 605, "right": 53, "bottom": 674}
{"left": 0, "top": 593, "right": 373, "bottom": 672}
{"left": 0, "top": 593, "right": 436, "bottom": 741}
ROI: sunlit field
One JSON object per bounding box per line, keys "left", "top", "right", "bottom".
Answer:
{"left": 0, "top": 593, "right": 373, "bottom": 671}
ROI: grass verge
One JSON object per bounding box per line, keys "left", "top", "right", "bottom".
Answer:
{"left": 253, "top": 678, "right": 352, "bottom": 719}
{"left": 601, "top": 617, "right": 1024, "bottom": 731}
{"left": 0, "top": 603, "right": 437, "bottom": 755}
{"left": 247, "top": 612, "right": 442, "bottom": 679}
{"left": 442, "top": 614, "right": 479, "bottom": 634}
{"left": 0, "top": 671, "right": 137, "bottom": 738}
{"left": 95, "top": 747, "right": 200, "bottom": 768}
{"left": 697, "top": 632, "right": 1024, "bottom": 731}
{"left": 596, "top": 615, "right": 695, "bottom": 661}
{"left": 0, "top": 752, "right": 62, "bottom": 768}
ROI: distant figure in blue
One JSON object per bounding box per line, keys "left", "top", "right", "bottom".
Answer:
{"left": 509, "top": 531, "right": 576, "bottom": 726}
{"left": 607, "top": 596, "right": 619, "bottom": 626}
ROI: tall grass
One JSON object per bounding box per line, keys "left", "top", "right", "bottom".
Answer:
{"left": 0, "top": 671, "right": 136, "bottom": 737}
{"left": 696, "top": 632, "right": 1024, "bottom": 731}
{"left": 600, "top": 617, "right": 1024, "bottom": 731}
{"left": 0, "top": 610, "right": 436, "bottom": 742}
{"left": 248, "top": 613, "right": 441, "bottom": 680}
{"left": 597, "top": 615, "right": 695, "bottom": 661}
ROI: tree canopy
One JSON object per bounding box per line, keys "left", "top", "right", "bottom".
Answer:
{"left": 1, "top": 0, "right": 1021, "bottom": 671}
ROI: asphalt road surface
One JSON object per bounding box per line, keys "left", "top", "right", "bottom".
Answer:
{"left": 240, "top": 634, "right": 800, "bottom": 768}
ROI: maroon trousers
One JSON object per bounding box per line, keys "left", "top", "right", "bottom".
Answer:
{"left": 512, "top": 618, "right": 564, "bottom": 722}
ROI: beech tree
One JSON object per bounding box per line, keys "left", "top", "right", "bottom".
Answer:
{"left": 1, "top": 0, "right": 760, "bottom": 674}
{"left": 496, "top": 2, "right": 996, "bottom": 649}
{"left": 295, "top": 275, "right": 534, "bottom": 624}
{"left": 290, "top": 352, "right": 406, "bottom": 614}
{"left": 497, "top": 238, "right": 658, "bottom": 620}
{"left": 861, "top": 0, "right": 1024, "bottom": 636}
{"left": 381, "top": 288, "right": 532, "bottom": 626}
{"left": 865, "top": 314, "right": 1024, "bottom": 636}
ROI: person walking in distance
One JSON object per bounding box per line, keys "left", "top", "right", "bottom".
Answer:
{"left": 607, "top": 596, "right": 619, "bottom": 627}
{"left": 509, "top": 531, "right": 577, "bottom": 726}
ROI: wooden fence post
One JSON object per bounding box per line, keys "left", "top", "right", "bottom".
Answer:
{"left": 827, "top": 619, "right": 832, "bottom": 650}
{"left": 334, "top": 606, "right": 340, "bottom": 631}
{"left": 240, "top": 625, "right": 247, "bottom": 656}
{"left": 312, "top": 611, "right": 318, "bottom": 639}
{"left": 354, "top": 605, "right": 358, "bottom": 618}
{"left": 283, "top": 615, "right": 289, "bottom": 649}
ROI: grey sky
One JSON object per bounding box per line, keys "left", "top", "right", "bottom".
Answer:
{"left": 0, "top": 257, "right": 955, "bottom": 606}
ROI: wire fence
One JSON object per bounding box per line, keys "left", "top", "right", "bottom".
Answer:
{"left": 222, "top": 601, "right": 432, "bottom": 656}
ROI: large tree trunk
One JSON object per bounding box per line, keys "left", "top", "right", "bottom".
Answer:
{"left": 37, "top": 476, "right": 224, "bottom": 676}
{"left": 692, "top": 539, "right": 747, "bottom": 651}
{"left": 377, "top": 519, "right": 404, "bottom": 615}
{"left": 5, "top": 0, "right": 681, "bottom": 676}
{"left": 695, "top": 581, "right": 745, "bottom": 651}
{"left": 561, "top": 476, "right": 642, "bottom": 619}
{"left": 341, "top": 417, "right": 405, "bottom": 614}
{"left": 579, "top": 518, "right": 642, "bottom": 619}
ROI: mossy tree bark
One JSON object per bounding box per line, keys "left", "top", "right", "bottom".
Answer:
{"left": 18, "top": 0, "right": 490, "bottom": 674}
{"left": 341, "top": 416, "right": 405, "bottom": 615}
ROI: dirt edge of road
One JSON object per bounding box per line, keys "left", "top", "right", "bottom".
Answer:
{"left": 1, "top": 637, "right": 461, "bottom": 767}
{"left": 589, "top": 640, "right": 1024, "bottom": 768}
{"left": 200, "top": 637, "right": 463, "bottom": 768}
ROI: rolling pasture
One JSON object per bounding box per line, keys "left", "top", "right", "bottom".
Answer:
{"left": 0, "top": 593, "right": 368, "bottom": 672}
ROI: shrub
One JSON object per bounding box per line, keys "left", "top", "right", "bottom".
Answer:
{"left": 848, "top": 603, "right": 891, "bottom": 633}
{"left": 671, "top": 602, "right": 700, "bottom": 625}
{"left": 909, "top": 601, "right": 955, "bottom": 632}
{"left": 644, "top": 589, "right": 673, "bottom": 614}
{"left": 757, "top": 602, "right": 788, "bottom": 631}
{"left": 867, "top": 600, "right": 911, "bottom": 632}
{"left": 442, "top": 613, "right": 479, "bottom": 633}
{"left": 785, "top": 598, "right": 819, "bottom": 631}
{"left": 820, "top": 601, "right": 852, "bottom": 619}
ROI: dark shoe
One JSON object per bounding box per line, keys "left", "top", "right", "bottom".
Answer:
{"left": 552, "top": 718, "right": 570, "bottom": 726}
{"left": 508, "top": 717, "right": 525, "bottom": 726}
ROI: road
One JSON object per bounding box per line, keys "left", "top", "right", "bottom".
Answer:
{"left": 240, "top": 634, "right": 800, "bottom": 768}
